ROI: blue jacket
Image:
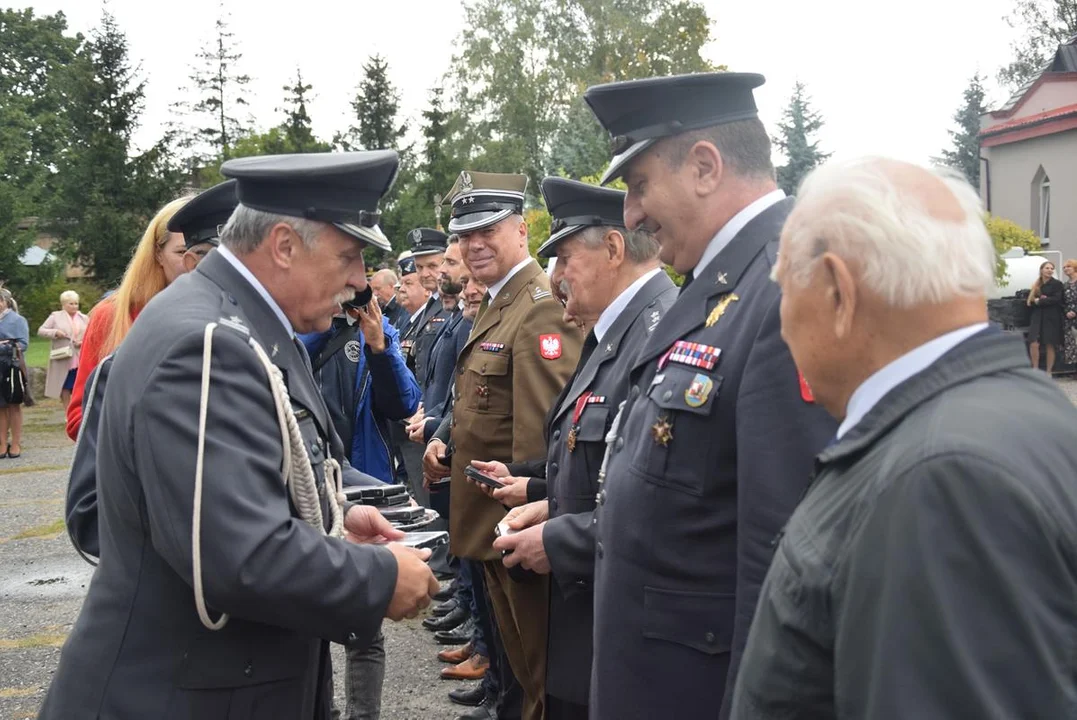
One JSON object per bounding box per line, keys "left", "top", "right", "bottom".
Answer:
{"left": 299, "top": 316, "right": 421, "bottom": 484}
{"left": 422, "top": 312, "right": 472, "bottom": 442}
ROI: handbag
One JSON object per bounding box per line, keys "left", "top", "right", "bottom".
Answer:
{"left": 50, "top": 345, "right": 74, "bottom": 360}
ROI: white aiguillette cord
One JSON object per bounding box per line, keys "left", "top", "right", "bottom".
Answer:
{"left": 192, "top": 323, "right": 347, "bottom": 631}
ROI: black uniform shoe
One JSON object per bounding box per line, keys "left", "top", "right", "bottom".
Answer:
{"left": 455, "top": 696, "right": 498, "bottom": 719}
{"left": 449, "top": 684, "right": 487, "bottom": 707}
{"left": 433, "top": 581, "right": 459, "bottom": 602}
{"left": 432, "top": 597, "right": 460, "bottom": 617}
{"left": 423, "top": 605, "right": 467, "bottom": 631}
{"left": 435, "top": 617, "right": 475, "bottom": 644}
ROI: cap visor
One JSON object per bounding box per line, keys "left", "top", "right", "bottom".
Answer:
{"left": 536, "top": 224, "right": 585, "bottom": 258}
{"left": 448, "top": 209, "right": 513, "bottom": 234}
{"left": 336, "top": 222, "right": 392, "bottom": 252}
{"left": 599, "top": 138, "right": 657, "bottom": 185}
{"left": 410, "top": 246, "right": 446, "bottom": 257}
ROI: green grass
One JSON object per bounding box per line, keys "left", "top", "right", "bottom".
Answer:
{"left": 24, "top": 337, "right": 49, "bottom": 369}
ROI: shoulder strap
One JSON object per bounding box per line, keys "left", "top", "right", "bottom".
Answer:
{"left": 312, "top": 328, "right": 356, "bottom": 373}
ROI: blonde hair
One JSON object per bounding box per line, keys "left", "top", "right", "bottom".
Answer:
{"left": 1064, "top": 259, "right": 1077, "bottom": 274}
{"left": 60, "top": 290, "right": 80, "bottom": 304}
{"left": 103, "top": 196, "right": 191, "bottom": 355}
{"left": 1029, "top": 261, "right": 1055, "bottom": 306}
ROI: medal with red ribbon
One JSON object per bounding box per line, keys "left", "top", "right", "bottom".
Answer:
{"left": 566, "top": 391, "right": 593, "bottom": 452}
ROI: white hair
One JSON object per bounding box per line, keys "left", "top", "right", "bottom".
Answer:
{"left": 575, "top": 225, "right": 660, "bottom": 265}
{"left": 779, "top": 157, "right": 996, "bottom": 308}
{"left": 220, "top": 204, "right": 326, "bottom": 254}
{"left": 60, "top": 290, "right": 80, "bottom": 304}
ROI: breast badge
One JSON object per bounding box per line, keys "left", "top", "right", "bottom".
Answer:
{"left": 705, "top": 293, "right": 739, "bottom": 328}
{"left": 684, "top": 373, "right": 713, "bottom": 408}
{"left": 651, "top": 415, "right": 673, "bottom": 446}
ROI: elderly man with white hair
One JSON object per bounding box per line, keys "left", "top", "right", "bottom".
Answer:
{"left": 731, "top": 157, "right": 1077, "bottom": 719}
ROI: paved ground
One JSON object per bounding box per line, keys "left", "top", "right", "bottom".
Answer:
{"left": 0, "top": 400, "right": 465, "bottom": 720}
{"left": 5, "top": 379, "right": 1077, "bottom": 719}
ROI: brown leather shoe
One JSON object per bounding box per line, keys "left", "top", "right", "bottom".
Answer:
{"left": 437, "top": 641, "right": 473, "bottom": 664}
{"left": 440, "top": 653, "right": 489, "bottom": 681}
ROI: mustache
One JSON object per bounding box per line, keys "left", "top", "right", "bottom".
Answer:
{"left": 334, "top": 288, "right": 357, "bottom": 305}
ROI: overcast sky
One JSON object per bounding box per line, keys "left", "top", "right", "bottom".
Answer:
{"left": 28, "top": 0, "right": 1024, "bottom": 166}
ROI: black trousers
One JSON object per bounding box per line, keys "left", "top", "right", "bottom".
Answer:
{"left": 547, "top": 695, "right": 588, "bottom": 720}
{"left": 474, "top": 564, "right": 522, "bottom": 720}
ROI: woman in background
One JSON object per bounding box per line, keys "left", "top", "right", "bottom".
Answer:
{"left": 0, "top": 290, "right": 29, "bottom": 457}
{"left": 39, "top": 290, "right": 89, "bottom": 407}
{"left": 65, "top": 196, "right": 190, "bottom": 440}
{"left": 1061, "top": 260, "right": 1077, "bottom": 368}
{"left": 1027, "top": 260, "right": 1065, "bottom": 372}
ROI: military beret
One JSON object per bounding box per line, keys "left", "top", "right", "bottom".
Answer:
{"left": 407, "top": 227, "right": 449, "bottom": 257}
{"left": 445, "top": 171, "right": 528, "bottom": 234}
{"left": 219, "top": 150, "right": 399, "bottom": 252}
{"left": 536, "top": 178, "right": 626, "bottom": 258}
{"left": 168, "top": 180, "right": 238, "bottom": 250}
{"left": 398, "top": 255, "right": 417, "bottom": 276}
{"left": 584, "top": 72, "right": 765, "bottom": 184}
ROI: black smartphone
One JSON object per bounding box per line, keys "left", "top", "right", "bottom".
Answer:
{"left": 401, "top": 531, "right": 449, "bottom": 550}
{"left": 342, "top": 285, "right": 374, "bottom": 310}
{"left": 464, "top": 464, "right": 505, "bottom": 489}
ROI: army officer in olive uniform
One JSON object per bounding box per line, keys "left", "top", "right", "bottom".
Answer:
{"left": 490, "top": 177, "right": 677, "bottom": 720}
{"left": 426, "top": 171, "right": 582, "bottom": 720}
{"left": 40, "top": 152, "right": 439, "bottom": 720}
{"left": 581, "top": 73, "right": 837, "bottom": 719}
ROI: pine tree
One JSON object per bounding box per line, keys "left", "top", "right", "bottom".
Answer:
{"left": 338, "top": 54, "right": 408, "bottom": 152}
{"left": 940, "top": 74, "right": 987, "bottom": 188}
{"left": 279, "top": 68, "right": 329, "bottom": 153}
{"left": 49, "top": 10, "right": 185, "bottom": 286}
{"left": 179, "top": 3, "right": 251, "bottom": 163}
{"left": 773, "top": 82, "right": 832, "bottom": 196}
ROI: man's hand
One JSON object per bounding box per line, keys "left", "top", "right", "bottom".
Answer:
{"left": 469, "top": 472, "right": 530, "bottom": 507}
{"left": 344, "top": 504, "right": 405, "bottom": 544}
{"left": 355, "top": 300, "right": 386, "bottom": 354}
{"left": 492, "top": 522, "right": 551, "bottom": 574}
{"left": 406, "top": 417, "right": 428, "bottom": 444}
{"left": 384, "top": 543, "right": 440, "bottom": 620}
{"left": 504, "top": 500, "right": 549, "bottom": 530}
{"left": 423, "top": 439, "right": 452, "bottom": 488}
{"left": 469, "top": 459, "right": 510, "bottom": 478}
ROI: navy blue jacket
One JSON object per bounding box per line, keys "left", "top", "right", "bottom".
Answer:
{"left": 300, "top": 317, "right": 421, "bottom": 484}
{"left": 422, "top": 312, "right": 472, "bottom": 442}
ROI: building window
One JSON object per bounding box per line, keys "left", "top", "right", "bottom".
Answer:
{"left": 1040, "top": 175, "right": 1051, "bottom": 244}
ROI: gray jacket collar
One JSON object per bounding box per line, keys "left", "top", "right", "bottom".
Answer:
{"left": 634, "top": 197, "right": 795, "bottom": 371}
{"left": 821, "top": 327, "right": 1024, "bottom": 464}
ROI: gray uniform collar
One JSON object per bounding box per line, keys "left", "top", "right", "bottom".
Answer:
{"left": 820, "top": 327, "right": 1023, "bottom": 464}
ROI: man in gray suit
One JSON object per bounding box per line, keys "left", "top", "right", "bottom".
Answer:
{"left": 581, "top": 73, "right": 837, "bottom": 719}
{"left": 733, "top": 159, "right": 1077, "bottom": 719}
{"left": 480, "top": 177, "right": 676, "bottom": 720}
{"left": 40, "top": 151, "right": 439, "bottom": 720}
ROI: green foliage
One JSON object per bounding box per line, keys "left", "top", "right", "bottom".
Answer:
{"left": 279, "top": 68, "right": 330, "bottom": 154}
{"left": 1000, "top": 0, "right": 1077, "bottom": 89}
{"left": 773, "top": 82, "right": 831, "bottom": 196}
{"left": 939, "top": 74, "right": 987, "bottom": 188}
{"left": 986, "top": 213, "right": 1043, "bottom": 283}
{"left": 16, "top": 277, "right": 103, "bottom": 332}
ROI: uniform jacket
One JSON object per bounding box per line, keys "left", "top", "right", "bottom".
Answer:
{"left": 41, "top": 251, "right": 398, "bottom": 720}
{"left": 422, "top": 309, "right": 471, "bottom": 443}
{"left": 436, "top": 259, "right": 582, "bottom": 560}
{"left": 382, "top": 296, "right": 408, "bottom": 332}
{"left": 65, "top": 354, "right": 113, "bottom": 561}
{"left": 409, "top": 296, "right": 452, "bottom": 391}
{"left": 300, "top": 316, "right": 421, "bottom": 484}
{"left": 732, "top": 329, "right": 1077, "bottom": 719}
{"left": 589, "top": 198, "right": 836, "bottom": 719}
{"left": 542, "top": 270, "right": 677, "bottom": 705}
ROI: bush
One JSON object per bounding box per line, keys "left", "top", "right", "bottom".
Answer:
{"left": 14, "top": 276, "right": 105, "bottom": 331}
{"left": 985, "top": 214, "right": 1041, "bottom": 284}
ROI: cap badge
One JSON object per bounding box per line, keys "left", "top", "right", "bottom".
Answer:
{"left": 410, "top": 229, "right": 423, "bottom": 244}
{"left": 460, "top": 172, "right": 473, "bottom": 193}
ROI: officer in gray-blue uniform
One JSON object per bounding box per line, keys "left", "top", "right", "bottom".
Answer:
{"left": 41, "top": 151, "right": 439, "bottom": 720}
{"left": 405, "top": 227, "right": 452, "bottom": 389}
{"left": 581, "top": 73, "right": 837, "bottom": 719}
{"left": 491, "top": 177, "right": 677, "bottom": 720}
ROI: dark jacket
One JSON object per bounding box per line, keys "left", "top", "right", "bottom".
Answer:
{"left": 41, "top": 251, "right": 398, "bottom": 720}
{"left": 408, "top": 296, "right": 452, "bottom": 391}
{"left": 422, "top": 310, "right": 471, "bottom": 443}
{"left": 300, "top": 316, "right": 420, "bottom": 484}
{"left": 732, "top": 329, "right": 1077, "bottom": 720}
{"left": 589, "top": 199, "right": 837, "bottom": 719}
{"left": 65, "top": 354, "right": 113, "bottom": 561}
{"left": 1028, "top": 276, "right": 1064, "bottom": 347}
{"left": 382, "top": 296, "right": 408, "bottom": 331}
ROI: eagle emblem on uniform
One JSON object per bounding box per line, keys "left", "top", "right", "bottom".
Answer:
{"left": 539, "top": 333, "right": 562, "bottom": 360}
{"left": 460, "top": 171, "right": 473, "bottom": 193}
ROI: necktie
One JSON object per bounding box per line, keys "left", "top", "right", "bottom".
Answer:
{"left": 678, "top": 271, "right": 694, "bottom": 296}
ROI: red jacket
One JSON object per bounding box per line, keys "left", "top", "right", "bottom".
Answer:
{"left": 66, "top": 299, "right": 140, "bottom": 440}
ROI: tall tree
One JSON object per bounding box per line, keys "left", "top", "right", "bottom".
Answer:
{"left": 940, "top": 73, "right": 988, "bottom": 188}
{"left": 447, "top": 0, "right": 714, "bottom": 190}
{"left": 49, "top": 10, "right": 185, "bottom": 286}
{"left": 0, "top": 9, "right": 82, "bottom": 288}
{"left": 279, "top": 68, "right": 330, "bottom": 153}
{"left": 772, "top": 81, "right": 831, "bottom": 196}
{"left": 177, "top": 3, "right": 251, "bottom": 168}
{"left": 1000, "top": 0, "right": 1077, "bottom": 89}
{"left": 337, "top": 54, "right": 408, "bottom": 153}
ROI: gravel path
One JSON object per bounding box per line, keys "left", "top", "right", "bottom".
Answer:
{"left": 0, "top": 400, "right": 462, "bottom": 720}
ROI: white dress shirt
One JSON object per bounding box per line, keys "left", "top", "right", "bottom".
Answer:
{"left": 593, "top": 268, "right": 663, "bottom": 343}
{"left": 692, "top": 189, "right": 786, "bottom": 278}
{"left": 217, "top": 245, "right": 294, "bottom": 337}
{"left": 487, "top": 257, "right": 534, "bottom": 300}
{"left": 837, "top": 322, "right": 989, "bottom": 439}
